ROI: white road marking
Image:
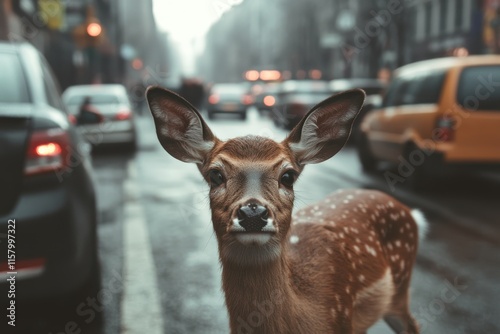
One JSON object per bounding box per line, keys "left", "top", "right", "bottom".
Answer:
{"left": 121, "top": 161, "right": 164, "bottom": 334}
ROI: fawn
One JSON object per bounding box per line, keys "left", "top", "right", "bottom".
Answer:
{"left": 147, "top": 87, "right": 427, "bottom": 334}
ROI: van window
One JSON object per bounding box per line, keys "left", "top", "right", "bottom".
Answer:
{"left": 383, "top": 71, "right": 445, "bottom": 107}
{"left": 457, "top": 66, "right": 500, "bottom": 111}
{"left": 0, "top": 53, "right": 31, "bottom": 103}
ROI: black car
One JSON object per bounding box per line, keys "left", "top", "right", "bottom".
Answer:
{"left": 253, "top": 82, "right": 281, "bottom": 113}
{"left": 206, "top": 83, "right": 253, "bottom": 120}
{"left": 0, "top": 43, "right": 100, "bottom": 308}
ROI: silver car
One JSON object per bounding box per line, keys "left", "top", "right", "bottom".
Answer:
{"left": 62, "top": 84, "right": 137, "bottom": 150}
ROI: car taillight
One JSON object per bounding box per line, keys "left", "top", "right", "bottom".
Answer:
{"left": 435, "top": 117, "right": 455, "bottom": 142}
{"left": 25, "top": 128, "right": 70, "bottom": 176}
{"left": 242, "top": 94, "right": 253, "bottom": 105}
{"left": 68, "top": 114, "right": 77, "bottom": 125}
{"left": 115, "top": 109, "right": 132, "bottom": 120}
{"left": 263, "top": 95, "right": 275, "bottom": 107}
{"left": 208, "top": 94, "right": 219, "bottom": 104}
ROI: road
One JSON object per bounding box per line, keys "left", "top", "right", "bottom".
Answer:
{"left": 22, "top": 108, "right": 500, "bottom": 334}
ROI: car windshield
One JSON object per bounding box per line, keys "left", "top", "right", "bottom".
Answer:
{"left": 457, "top": 65, "right": 500, "bottom": 111}
{"left": 0, "top": 52, "right": 30, "bottom": 103}
{"left": 66, "top": 94, "right": 121, "bottom": 105}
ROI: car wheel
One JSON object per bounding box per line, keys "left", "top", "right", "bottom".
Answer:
{"left": 357, "top": 132, "right": 378, "bottom": 172}
{"left": 240, "top": 112, "right": 247, "bottom": 120}
{"left": 207, "top": 111, "right": 215, "bottom": 120}
{"left": 72, "top": 243, "right": 103, "bottom": 325}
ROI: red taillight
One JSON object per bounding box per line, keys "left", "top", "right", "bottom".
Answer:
{"left": 263, "top": 95, "right": 275, "bottom": 107}
{"left": 208, "top": 94, "right": 219, "bottom": 104}
{"left": 115, "top": 109, "right": 132, "bottom": 121}
{"left": 435, "top": 117, "right": 455, "bottom": 142}
{"left": 68, "top": 114, "right": 77, "bottom": 125}
{"left": 25, "top": 128, "right": 70, "bottom": 176}
{"left": 242, "top": 94, "right": 253, "bottom": 105}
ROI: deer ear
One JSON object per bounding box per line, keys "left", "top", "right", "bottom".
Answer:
{"left": 146, "top": 86, "right": 217, "bottom": 163}
{"left": 283, "top": 89, "right": 365, "bottom": 165}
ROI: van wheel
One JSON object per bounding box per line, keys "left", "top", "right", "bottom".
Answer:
{"left": 357, "top": 132, "right": 377, "bottom": 172}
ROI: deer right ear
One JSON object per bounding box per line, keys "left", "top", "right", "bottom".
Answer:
{"left": 146, "top": 86, "right": 218, "bottom": 164}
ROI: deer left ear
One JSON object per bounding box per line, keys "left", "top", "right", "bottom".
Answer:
{"left": 283, "top": 89, "right": 365, "bottom": 165}
{"left": 146, "top": 86, "right": 218, "bottom": 164}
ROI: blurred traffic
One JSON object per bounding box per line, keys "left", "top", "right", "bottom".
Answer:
{"left": 1, "top": 0, "right": 500, "bottom": 333}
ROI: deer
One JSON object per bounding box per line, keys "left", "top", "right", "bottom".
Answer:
{"left": 146, "top": 86, "right": 427, "bottom": 334}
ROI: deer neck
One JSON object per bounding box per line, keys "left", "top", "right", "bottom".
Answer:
{"left": 221, "top": 246, "right": 306, "bottom": 333}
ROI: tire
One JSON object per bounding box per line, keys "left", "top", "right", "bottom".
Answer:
{"left": 72, "top": 243, "right": 103, "bottom": 326}
{"left": 357, "top": 132, "right": 378, "bottom": 172}
{"left": 207, "top": 111, "right": 215, "bottom": 120}
{"left": 240, "top": 112, "right": 247, "bottom": 120}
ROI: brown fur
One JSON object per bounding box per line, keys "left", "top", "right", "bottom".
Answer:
{"left": 146, "top": 87, "right": 421, "bottom": 334}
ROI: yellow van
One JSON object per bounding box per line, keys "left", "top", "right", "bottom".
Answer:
{"left": 358, "top": 56, "right": 500, "bottom": 188}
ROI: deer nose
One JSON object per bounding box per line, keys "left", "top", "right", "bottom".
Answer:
{"left": 237, "top": 203, "right": 268, "bottom": 232}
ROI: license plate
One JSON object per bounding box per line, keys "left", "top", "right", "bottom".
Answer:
{"left": 222, "top": 103, "right": 238, "bottom": 111}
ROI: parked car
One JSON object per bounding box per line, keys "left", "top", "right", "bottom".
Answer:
{"left": 63, "top": 84, "right": 137, "bottom": 150}
{"left": 272, "top": 80, "right": 331, "bottom": 130}
{"left": 206, "top": 83, "right": 253, "bottom": 120}
{"left": 253, "top": 82, "right": 281, "bottom": 113}
{"left": 358, "top": 56, "right": 500, "bottom": 185}
{"left": 0, "top": 43, "right": 100, "bottom": 306}
{"left": 330, "top": 79, "right": 386, "bottom": 143}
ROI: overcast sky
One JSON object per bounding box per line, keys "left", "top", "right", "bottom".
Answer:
{"left": 153, "top": 0, "right": 242, "bottom": 74}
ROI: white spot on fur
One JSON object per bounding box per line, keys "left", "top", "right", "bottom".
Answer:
{"left": 331, "top": 308, "right": 337, "bottom": 319}
{"left": 365, "top": 245, "right": 377, "bottom": 256}
{"left": 352, "top": 268, "right": 395, "bottom": 332}
{"left": 290, "top": 235, "right": 299, "bottom": 244}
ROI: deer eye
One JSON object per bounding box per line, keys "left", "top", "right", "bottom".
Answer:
{"left": 209, "top": 169, "right": 225, "bottom": 187}
{"left": 280, "top": 171, "right": 296, "bottom": 188}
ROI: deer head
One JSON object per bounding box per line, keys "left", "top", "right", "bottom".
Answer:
{"left": 147, "top": 87, "right": 365, "bottom": 266}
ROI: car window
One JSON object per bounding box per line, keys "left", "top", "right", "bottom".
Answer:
{"left": 0, "top": 52, "right": 31, "bottom": 103}
{"left": 457, "top": 65, "right": 500, "bottom": 111}
{"left": 383, "top": 72, "right": 445, "bottom": 107}
{"left": 413, "top": 71, "right": 446, "bottom": 104}
{"left": 39, "top": 55, "right": 65, "bottom": 111}
{"left": 66, "top": 94, "right": 121, "bottom": 105}
{"left": 382, "top": 78, "right": 407, "bottom": 107}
